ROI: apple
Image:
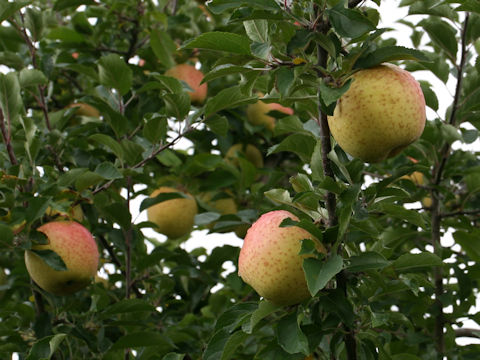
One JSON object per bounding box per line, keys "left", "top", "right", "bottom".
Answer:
{"left": 165, "top": 64, "right": 207, "bottom": 104}
{"left": 147, "top": 186, "right": 198, "bottom": 239}
{"left": 67, "top": 102, "right": 100, "bottom": 118}
{"left": 327, "top": 63, "right": 426, "bottom": 163}
{"left": 225, "top": 143, "right": 264, "bottom": 168}
{"left": 238, "top": 210, "right": 325, "bottom": 306}
{"left": 24, "top": 221, "right": 99, "bottom": 296}
{"left": 246, "top": 94, "right": 294, "bottom": 131}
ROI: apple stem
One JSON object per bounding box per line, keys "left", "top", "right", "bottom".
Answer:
{"left": 430, "top": 12, "right": 470, "bottom": 358}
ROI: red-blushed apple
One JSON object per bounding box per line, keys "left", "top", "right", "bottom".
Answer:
{"left": 238, "top": 210, "right": 325, "bottom": 306}
{"left": 165, "top": 64, "right": 207, "bottom": 104}
{"left": 147, "top": 186, "right": 198, "bottom": 239}
{"left": 327, "top": 63, "right": 426, "bottom": 163}
{"left": 246, "top": 94, "right": 294, "bottom": 131}
{"left": 24, "top": 221, "right": 99, "bottom": 296}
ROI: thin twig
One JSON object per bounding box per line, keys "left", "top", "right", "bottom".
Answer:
{"left": 455, "top": 328, "right": 480, "bottom": 339}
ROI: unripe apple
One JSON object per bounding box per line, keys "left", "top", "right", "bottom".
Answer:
{"left": 147, "top": 186, "right": 198, "bottom": 239}
{"left": 24, "top": 221, "right": 99, "bottom": 296}
{"left": 225, "top": 143, "right": 264, "bottom": 168}
{"left": 401, "top": 171, "right": 424, "bottom": 186}
{"left": 238, "top": 210, "right": 325, "bottom": 306}
{"left": 200, "top": 191, "right": 238, "bottom": 215}
{"left": 327, "top": 64, "right": 426, "bottom": 163}
{"left": 165, "top": 64, "right": 207, "bottom": 104}
{"left": 246, "top": 95, "right": 294, "bottom": 131}
{"left": 67, "top": 102, "right": 100, "bottom": 118}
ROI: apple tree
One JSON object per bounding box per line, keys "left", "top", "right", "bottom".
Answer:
{"left": 0, "top": 0, "right": 480, "bottom": 359}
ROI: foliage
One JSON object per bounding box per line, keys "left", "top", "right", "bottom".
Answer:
{"left": 0, "top": 0, "right": 479, "bottom": 359}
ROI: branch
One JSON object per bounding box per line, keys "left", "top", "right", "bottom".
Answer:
{"left": 455, "top": 328, "right": 480, "bottom": 339}
{"left": 429, "top": 12, "right": 470, "bottom": 358}
{"left": 441, "top": 209, "right": 480, "bottom": 218}
{"left": 315, "top": 11, "right": 356, "bottom": 360}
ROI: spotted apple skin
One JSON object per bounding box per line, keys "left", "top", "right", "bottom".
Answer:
{"left": 25, "top": 221, "right": 99, "bottom": 296}
{"left": 246, "top": 96, "right": 294, "bottom": 131}
{"left": 238, "top": 210, "right": 325, "bottom": 306}
{"left": 327, "top": 64, "right": 426, "bottom": 163}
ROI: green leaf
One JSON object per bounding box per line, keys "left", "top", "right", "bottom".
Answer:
{"left": 143, "top": 116, "right": 167, "bottom": 143}
{"left": 181, "top": 32, "right": 252, "bottom": 55}
{"left": 205, "top": 86, "right": 257, "bottom": 117}
{"left": 19, "top": 69, "right": 47, "bottom": 88}
{"left": 0, "top": 0, "right": 31, "bottom": 23}
{"left": 111, "top": 332, "right": 175, "bottom": 350}
{"left": 375, "top": 203, "right": 426, "bottom": 228}
{"left": 279, "top": 217, "right": 323, "bottom": 243}
{"left": 264, "top": 188, "right": 292, "bottom": 205}
{"left": 243, "top": 19, "right": 269, "bottom": 43}
{"left": 420, "top": 18, "right": 458, "bottom": 59}
{"left": 347, "top": 252, "right": 391, "bottom": 272}
{"left": 150, "top": 29, "right": 176, "bottom": 68}
{"left": 53, "top": 0, "right": 96, "bottom": 11}
{"left": 276, "top": 67, "right": 295, "bottom": 97}
{"left": 242, "top": 300, "right": 281, "bottom": 334}
{"left": 215, "top": 302, "right": 258, "bottom": 333}
{"left": 164, "top": 93, "right": 190, "bottom": 120}
{"left": 303, "top": 255, "right": 343, "bottom": 296}
{"left": 276, "top": 312, "right": 309, "bottom": 355}
{"left": 139, "top": 192, "right": 186, "bottom": 213}
{"left": 98, "top": 54, "right": 133, "bottom": 95}
{"left": 0, "top": 72, "right": 22, "bottom": 123}
{"left": 327, "top": 4, "right": 376, "bottom": 39}
{"left": 393, "top": 252, "right": 442, "bottom": 272}
{"left": 89, "top": 134, "right": 124, "bottom": 161}
{"left": 31, "top": 249, "right": 67, "bottom": 272}
{"left": 204, "top": 329, "right": 249, "bottom": 360}
{"left": 205, "top": 115, "right": 229, "bottom": 136}
{"left": 207, "top": 0, "right": 281, "bottom": 15}
{"left": 319, "top": 79, "right": 352, "bottom": 107}
{"left": 47, "top": 27, "right": 85, "bottom": 43}
{"left": 94, "top": 162, "right": 123, "bottom": 180}
{"left": 453, "top": 231, "right": 480, "bottom": 262}
{"left": 26, "top": 333, "right": 67, "bottom": 360}
{"left": 354, "top": 46, "right": 430, "bottom": 69}
{"left": 0, "top": 224, "right": 13, "bottom": 244}
{"left": 419, "top": 81, "right": 439, "bottom": 111}
{"left": 102, "top": 299, "right": 155, "bottom": 316}
{"left": 162, "top": 354, "right": 185, "bottom": 360}
{"left": 75, "top": 171, "right": 105, "bottom": 191}
{"left": 202, "top": 65, "right": 256, "bottom": 84}
{"left": 26, "top": 196, "right": 50, "bottom": 223}
{"left": 268, "top": 133, "right": 316, "bottom": 163}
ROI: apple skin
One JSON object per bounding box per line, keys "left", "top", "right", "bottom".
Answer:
{"left": 238, "top": 210, "right": 325, "bottom": 306}
{"left": 46, "top": 203, "right": 84, "bottom": 222}
{"left": 225, "top": 143, "right": 264, "bottom": 168}
{"left": 147, "top": 186, "right": 198, "bottom": 239}
{"left": 246, "top": 96, "right": 294, "bottom": 131}
{"left": 67, "top": 102, "right": 100, "bottom": 118}
{"left": 24, "top": 221, "right": 99, "bottom": 296}
{"left": 165, "top": 64, "right": 207, "bottom": 104}
{"left": 327, "top": 64, "right": 426, "bottom": 163}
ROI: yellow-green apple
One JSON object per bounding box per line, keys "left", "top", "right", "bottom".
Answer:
{"left": 238, "top": 210, "right": 325, "bottom": 306}
{"left": 165, "top": 64, "right": 207, "bottom": 104}
{"left": 225, "top": 143, "right": 264, "bottom": 168}
{"left": 246, "top": 94, "right": 294, "bottom": 131}
{"left": 147, "top": 186, "right": 198, "bottom": 239}
{"left": 24, "top": 221, "right": 99, "bottom": 296}
{"left": 327, "top": 64, "right": 426, "bottom": 163}
{"left": 67, "top": 102, "right": 100, "bottom": 118}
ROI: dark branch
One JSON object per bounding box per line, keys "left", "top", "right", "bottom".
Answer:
{"left": 348, "top": 0, "right": 364, "bottom": 8}
{"left": 0, "top": 109, "right": 18, "bottom": 166}
{"left": 455, "top": 328, "right": 480, "bottom": 339}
